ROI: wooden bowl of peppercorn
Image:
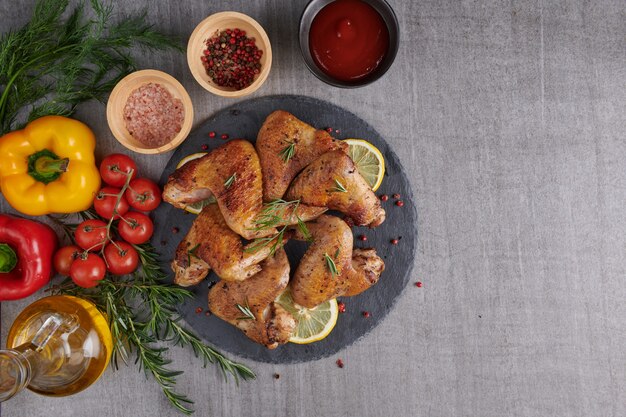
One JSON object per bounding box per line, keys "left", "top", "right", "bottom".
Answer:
{"left": 187, "top": 12, "right": 272, "bottom": 98}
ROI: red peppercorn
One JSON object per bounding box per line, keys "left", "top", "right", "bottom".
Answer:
{"left": 205, "top": 311, "right": 212, "bottom": 316}
{"left": 390, "top": 238, "right": 399, "bottom": 245}
{"left": 201, "top": 144, "right": 209, "bottom": 150}
{"left": 209, "top": 131, "right": 216, "bottom": 138}
{"left": 395, "top": 200, "right": 404, "bottom": 207}
{"left": 172, "top": 227, "right": 179, "bottom": 234}
{"left": 358, "top": 234, "right": 367, "bottom": 241}
{"left": 380, "top": 194, "right": 389, "bottom": 202}
{"left": 221, "top": 133, "right": 229, "bottom": 140}
{"left": 393, "top": 193, "right": 401, "bottom": 199}
{"left": 338, "top": 301, "right": 346, "bottom": 313}
{"left": 195, "top": 307, "right": 203, "bottom": 314}
{"left": 415, "top": 281, "right": 423, "bottom": 288}
{"left": 336, "top": 359, "right": 344, "bottom": 368}
{"left": 362, "top": 311, "right": 370, "bottom": 318}
{"left": 325, "top": 127, "right": 333, "bottom": 133}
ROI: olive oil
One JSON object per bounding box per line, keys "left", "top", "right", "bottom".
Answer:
{"left": 1, "top": 295, "right": 112, "bottom": 399}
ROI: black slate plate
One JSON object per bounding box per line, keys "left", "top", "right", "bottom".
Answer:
{"left": 152, "top": 95, "right": 417, "bottom": 363}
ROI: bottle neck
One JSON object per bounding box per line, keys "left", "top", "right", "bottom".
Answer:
{"left": 0, "top": 349, "right": 32, "bottom": 402}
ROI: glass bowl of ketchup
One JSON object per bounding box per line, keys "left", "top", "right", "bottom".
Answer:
{"left": 299, "top": 0, "right": 399, "bottom": 88}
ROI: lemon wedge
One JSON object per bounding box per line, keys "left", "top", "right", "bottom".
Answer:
{"left": 275, "top": 289, "right": 338, "bottom": 344}
{"left": 344, "top": 138, "right": 385, "bottom": 191}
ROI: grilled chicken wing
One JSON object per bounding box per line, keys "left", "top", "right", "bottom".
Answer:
{"left": 172, "top": 204, "right": 286, "bottom": 282}
{"left": 208, "top": 248, "right": 296, "bottom": 349}
{"left": 163, "top": 139, "right": 270, "bottom": 240}
{"left": 256, "top": 110, "right": 348, "bottom": 201}
{"left": 289, "top": 215, "right": 385, "bottom": 308}
{"left": 163, "top": 139, "right": 326, "bottom": 239}
{"left": 285, "top": 150, "right": 385, "bottom": 227}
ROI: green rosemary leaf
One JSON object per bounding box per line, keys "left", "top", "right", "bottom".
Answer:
{"left": 236, "top": 301, "right": 256, "bottom": 321}
{"left": 331, "top": 178, "right": 348, "bottom": 193}
{"left": 279, "top": 141, "right": 295, "bottom": 162}
{"left": 324, "top": 252, "right": 338, "bottom": 277}
{"left": 224, "top": 173, "right": 236, "bottom": 189}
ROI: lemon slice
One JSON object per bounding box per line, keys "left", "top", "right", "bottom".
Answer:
{"left": 344, "top": 139, "right": 385, "bottom": 191}
{"left": 175, "top": 152, "right": 215, "bottom": 214}
{"left": 275, "top": 289, "right": 338, "bottom": 344}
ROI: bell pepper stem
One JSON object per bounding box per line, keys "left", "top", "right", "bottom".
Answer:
{"left": 0, "top": 243, "right": 18, "bottom": 273}
{"left": 27, "top": 149, "right": 69, "bottom": 184}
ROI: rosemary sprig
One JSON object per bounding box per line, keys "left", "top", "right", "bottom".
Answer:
{"left": 186, "top": 243, "right": 200, "bottom": 267}
{"left": 331, "top": 178, "right": 348, "bottom": 193}
{"left": 236, "top": 300, "right": 256, "bottom": 321}
{"left": 324, "top": 252, "right": 339, "bottom": 277}
{"left": 223, "top": 173, "right": 236, "bottom": 189}
{"left": 279, "top": 141, "right": 295, "bottom": 162}
{"left": 48, "top": 214, "right": 255, "bottom": 414}
{"left": 0, "top": 0, "right": 183, "bottom": 134}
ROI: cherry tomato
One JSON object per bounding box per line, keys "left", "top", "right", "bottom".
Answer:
{"left": 70, "top": 253, "right": 106, "bottom": 288}
{"left": 118, "top": 212, "right": 154, "bottom": 244}
{"left": 93, "top": 186, "right": 130, "bottom": 220}
{"left": 99, "top": 154, "right": 137, "bottom": 187}
{"left": 125, "top": 178, "right": 162, "bottom": 211}
{"left": 74, "top": 219, "right": 108, "bottom": 251}
{"left": 53, "top": 245, "right": 82, "bottom": 276}
{"left": 103, "top": 241, "right": 139, "bottom": 275}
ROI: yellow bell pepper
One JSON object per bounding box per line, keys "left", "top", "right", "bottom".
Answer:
{"left": 0, "top": 116, "right": 100, "bottom": 216}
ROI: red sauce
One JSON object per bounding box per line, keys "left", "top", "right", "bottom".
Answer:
{"left": 309, "top": 0, "right": 388, "bottom": 82}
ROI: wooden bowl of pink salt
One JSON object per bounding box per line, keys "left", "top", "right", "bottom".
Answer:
{"left": 107, "top": 70, "right": 193, "bottom": 154}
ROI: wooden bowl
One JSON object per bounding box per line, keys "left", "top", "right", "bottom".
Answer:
{"left": 187, "top": 12, "right": 272, "bottom": 97}
{"left": 106, "top": 70, "right": 194, "bottom": 154}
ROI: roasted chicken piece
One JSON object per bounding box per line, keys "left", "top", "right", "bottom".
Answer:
{"left": 163, "top": 139, "right": 269, "bottom": 240}
{"left": 285, "top": 150, "right": 386, "bottom": 227}
{"left": 208, "top": 248, "right": 296, "bottom": 349}
{"left": 163, "top": 139, "right": 326, "bottom": 239}
{"left": 256, "top": 110, "right": 348, "bottom": 201}
{"left": 289, "top": 215, "right": 385, "bottom": 308}
{"left": 171, "top": 204, "right": 286, "bottom": 282}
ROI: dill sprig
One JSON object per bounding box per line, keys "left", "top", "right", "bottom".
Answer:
{"left": 331, "top": 178, "right": 348, "bottom": 193}
{"left": 279, "top": 141, "right": 295, "bottom": 162}
{"left": 324, "top": 252, "right": 339, "bottom": 276}
{"left": 0, "top": 0, "right": 183, "bottom": 134}
{"left": 244, "top": 199, "right": 311, "bottom": 255}
{"left": 48, "top": 214, "right": 255, "bottom": 415}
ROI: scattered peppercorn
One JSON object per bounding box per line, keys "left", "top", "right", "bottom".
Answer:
{"left": 205, "top": 311, "right": 211, "bottom": 316}
{"left": 325, "top": 127, "right": 333, "bottom": 133}
{"left": 201, "top": 28, "right": 263, "bottom": 90}
{"left": 160, "top": 240, "right": 167, "bottom": 246}
{"left": 273, "top": 373, "right": 280, "bottom": 379}
{"left": 221, "top": 133, "right": 229, "bottom": 140}
{"left": 362, "top": 311, "right": 370, "bottom": 318}
{"left": 172, "top": 227, "right": 179, "bottom": 234}
{"left": 195, "top": 307, "right": 203, "bottom": 314}
{"left": 338, "top": 301, "right": 346, "bottom": 313}
{"left": 336, "top": 359, "right": 344, "bottom": 368}
{"left": 395, "top": 200, "right": 404, "bottom": 207}
{"left": 380, "top": 194, "right": 389, "bottom": 202}
{"left": 201, "top": 144, "right": 209, "bottom": 150}
{"left": 358, "top": 234, "right": 367, "bottom": 241}
{"left": 209, "top": 131, "right": 216, "bottom": 138}
{"left": 335, "top": 129, "right": 340, "bottom": 134}
{"left": 415, "top": 281, "right": 422, "bottom": 288}
{"left": 390, "top": 238, "right": 399, "bottom": 245}
{"left": 392, "top": 193, "right": 401, "bottom": 199}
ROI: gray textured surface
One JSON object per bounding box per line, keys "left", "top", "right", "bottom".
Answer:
{"left": 1, "top": 0, "right": 625, "bottom": 416}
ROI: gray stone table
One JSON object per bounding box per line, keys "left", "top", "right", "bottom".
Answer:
{"left": 1, "top": 0, "right": 625, "bottom": 416}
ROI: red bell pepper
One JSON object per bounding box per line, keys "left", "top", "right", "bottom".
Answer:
{"left": 0, "top": 214, "right": 58, "bottom": 301}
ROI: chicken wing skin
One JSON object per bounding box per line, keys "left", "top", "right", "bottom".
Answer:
{"left": 163, "top": 139, "right": 270, "bottom": 240}
{"left": 208, "top": 248, "right": 296, "bottom": 349}
{"left": 171, "top": 204, "right": 285, "bottom": 282}
{"left": 289, "top": 215, "right": 385, "bottom": 308}
{"left": 285, "top": 150, "right": 386, "bottom": 227}
{"left": 256, "top": 110, "right": 348, "bottom": 201}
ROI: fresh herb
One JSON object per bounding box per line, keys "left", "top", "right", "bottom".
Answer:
{"left": 324, "top": 252, "right": 338, "bottom": 277}
{"left": 48, "top": 215, "right": 254, "bottom": 415}
{"left": 331, "top": 179, "right": 347, "bottom": 193}
{"left": 223, "top": 173, "right": 236, "bottom": 189}
{"left": 244, "top": 199, "right": 311, "bottom": 255}
{"left": 279, "top": 141, "right": 295, "bottom": 162}
{"left": 0, "top": 0, "right": 183, "bottom": 135}
{"left": 236, "top": 300, "right": 255, "bottom": 321}
{"left": 187, "top": 243, "right": 200, "bottom": 267}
